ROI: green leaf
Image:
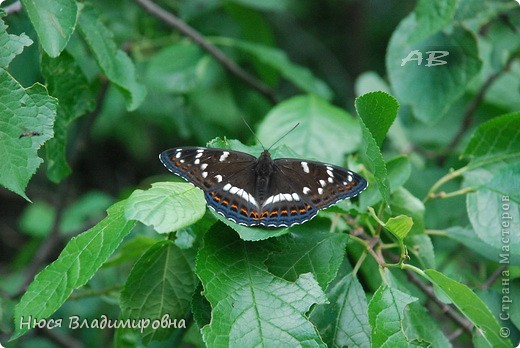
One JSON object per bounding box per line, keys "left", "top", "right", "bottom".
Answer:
{"left": 385, "top": 215, "right": 413, "bottom": 240}
{"left": 404, "top": 302, "right": 451, "bottom": 348}
{"left": 103, "top": 235, "right": 158, "bottom": 268}
{"left": 78, "top": 4, "right": 146, "bottom": 111}
{"left": 410, "top": 0, "right": 458, "bottom": 42}
{"left": 355, "top": 93, "right": 396, "bottom": 205}
{"left": 462, "top": 113, "right": 520, "bottom": 165}
{"left": 446, "top": 226, "right": 520, "bottom": 266}
{"left": 257, "top": 95, "right": 361, "bottom": 164}
{"left": 19, "top": 201, "right": 55, "bottom": 237}
{"left": 0, "top": 73, "right": 57, "bottom": 200}
{"left": 466, "top": 189, "right": 520, "bottom": 255}
{"left": 125, "top": 182, "right": 206, "bottom": 234}
{"left": 41, "top": 51, "right": 96, "bottom": 183}
{"left": 387, "top": 15, "right": 481, "bottom": 123}
{"left": 425, "top": 269, "right": 513, "bottom": 348}
{"left": 368, "top": 285, "right": 418, "bottom": 347}
{"left": 216, "top": 39, "right": 332, "bottom": 100}
{"left": 0, "top": 16, "right": 33, "bottom": 68}
{"left": 354, "top": 91, "right": 399, "bottom": 147}
{"left": 196, "top": 223, "right": 327, "bottom": 347}
{"left": 311, "top": 273, "right": 371, "bottom": 348}
{"left": 266, "top": 218, "right": 348, "bottom": 289}
{"left": 212, "top": 211, "right": 289, "bottom": 241}
{"left": 120, "top": 240, "right": 197, "bottom": 344}
{"left": 20, "top": 0, "right": 78, "bottom": 57}
{"left": 146, "top": 41, "right": 206, "bottom": 94}
{"left": 12, "top": 201, "right": 136, "bottom": 340}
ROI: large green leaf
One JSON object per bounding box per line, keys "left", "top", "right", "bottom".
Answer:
{"left": 446, "top": 226, "right": 520, "bottom": 266}
{"left": 410, "top": 0, "right": 458, "bottom": 42}
{"left": 41, "top": 52, "right": 96, "bottom": 183}
{"left": 257, "top": 95, "right": 361, "bottom": 164}
{"left": 462, "top": 113, "right": 520, "bottom": 165}
{"left": 354, "top": 91, "right": 399, "bottom": 147}
{"left": 0, "top": 72, "right": 57, "bottom": 200}
{"left": 311, "top": 273, "right": 371, "bottom": 348}
{"left": 404, "top": 302, "right": 451, "bottom": 348}
{"left": 12, "top": 201, "right": 136, "bottom": 340}
{"left": 124, "top": 182, "right": 206, "bottom": 234}
{"left": 387, "top": 15, "right": 481, "bottom": 123}
{"left": 120, "top": 240, "right": 197, "bottom": 344}
{"left": 425, "top": 269, "right": 513, "bottom": 348}
{"left": 78, "top": 4, "right": 146, "bottom": 111}
{"left": 368, "top": 285, "right": 418, "bottom": 347}
{"left": 0, "top": 16, "right": 33, "bottom": 68}
{"left": 196, "top": 223, "right": 327, "bottom": 347}
{"left": 266, "top": 219, "right": 348, "bottom": 289}
{"left": 20, "top": 0, "right": 78, "bottom": 57}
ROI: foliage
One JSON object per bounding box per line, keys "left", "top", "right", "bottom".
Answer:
{"left": 0, "top": 0, "right": 519, "bottom": 347}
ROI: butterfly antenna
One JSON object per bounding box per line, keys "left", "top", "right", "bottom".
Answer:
{"left": 267, "top": 122, "right": 300, "bottom": 151}
{"left": 241, "top": 115, "right": 266, "bottom": 150}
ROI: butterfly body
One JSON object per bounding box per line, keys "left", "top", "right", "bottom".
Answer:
{"left": 160, "top": 147, "right": 367, "bottom": 228}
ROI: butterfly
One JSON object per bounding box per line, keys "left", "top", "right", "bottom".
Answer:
{"left": 160, "top": 146, "right": 367, "bottom": 228}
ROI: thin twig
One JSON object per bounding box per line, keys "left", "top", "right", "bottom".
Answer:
{"left": 437, "top": 56, "right": 516, "bottom": 165}
{"left": 482, "top": 265, "right": 506, "bottom": 289}
{"left": 133, "top": 0, "right": 278, "bottom": 104}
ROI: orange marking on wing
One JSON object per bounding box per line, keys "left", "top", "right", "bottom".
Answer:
{"left": 345, "top": 185, "right": 352, "bottom": 190}
{"left": 175, "top": 161, "right": 181, "bottom": 166}
{"left": 352, "top": 180, "right": 357, "bottom": 186}
{"left": 222, "top": 199, "right": 229, "bottom": 206}
{"left": 290, "top": 209, "right": 297, "bottom": 215}
{"left": 261, "top": 211, "right": 269, "bottom": 218}
{"left": 231, "top": 204, "right": 238, "bottom": 211}
{"left": 299, "top": 208, "right": 306, "bottom": 213}
{"left": 240, "top": 208, "right": 248, "bottom": 216}
{"left": 270, "top": 211, "right": 278, "bottom": 217}
{"left": 281, "top": 209, "right": 288, "bottom": 216}
{"left": 338, "top": 186, "right": 344, "bottom": 191}
{"left": 214, "top": 195, "right": 221, "bottom": 202}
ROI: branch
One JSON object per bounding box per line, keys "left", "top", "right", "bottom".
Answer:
{"left": 133, "top": 0, "right": 278, "bottom": 104}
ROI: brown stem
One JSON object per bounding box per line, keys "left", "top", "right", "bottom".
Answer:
{"left": 134, "top": 0, "right": 278, "bottom": 104}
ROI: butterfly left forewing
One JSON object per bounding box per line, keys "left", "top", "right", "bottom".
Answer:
{"left": 160, "top": 147, "right": 264, "bottom": 225}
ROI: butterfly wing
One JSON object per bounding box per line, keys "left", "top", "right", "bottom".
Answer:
{"left": 160, "top": 147, "right": 262, "bottom": 225}
{"left": 265, "top": 158, "right": 367, "bottom": 223}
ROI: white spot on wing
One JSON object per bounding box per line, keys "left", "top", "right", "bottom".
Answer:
{"left": 292, "top": 193, "right": 300, "bottom": 201}
{"left": 201, "top": 163, "right": 208, "bottom": 170}
{"left": 347, "top": 174, "right": 353, "bottom": 182}
{"left": 318, "top": 188, "right": 323, "bottom": 195}
{"left": 327, "top": 169, "right": 333, "bottom": 177}
{"left": 328, "top": 177, "right": 334, "bottom": 183}
{"left": 180, "top": 159, "right": 185, "bottom": 163}
{"left": 223, "top": 183, "right": 232, "bottom": 191}
{"left": 319, "top": 179, "right": 326, "bottom": 187}
{"left": 230, "top": 186, "right": 239, "bottom": 194}
{"left": 195, "top": 152, "right": 203, "bottom": 159}
{"left": 303, "top": 187, "right": 311, "bottom": 194}
{"left": 175, "top": 151, "right": 182, "bottom": 158}
{"left": 215, "top": 175, "right": 223, "bottom": 182}
{"left": 219, "top": 151, "right": 230, "bottom": 162}
{"left": 194, "top": 159, "right": 200, "bottom": 164}
{"left": 264, "top": 196, "right": 274, "bottom": 206}
{"left": 283, "top": 193, "right": 293, "bottom": 202}
{"left": 301, "top": 161, "right": 309, "bottom": 173}
{"left": 202, "top": 172, "right": 208, "bottom": 178}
